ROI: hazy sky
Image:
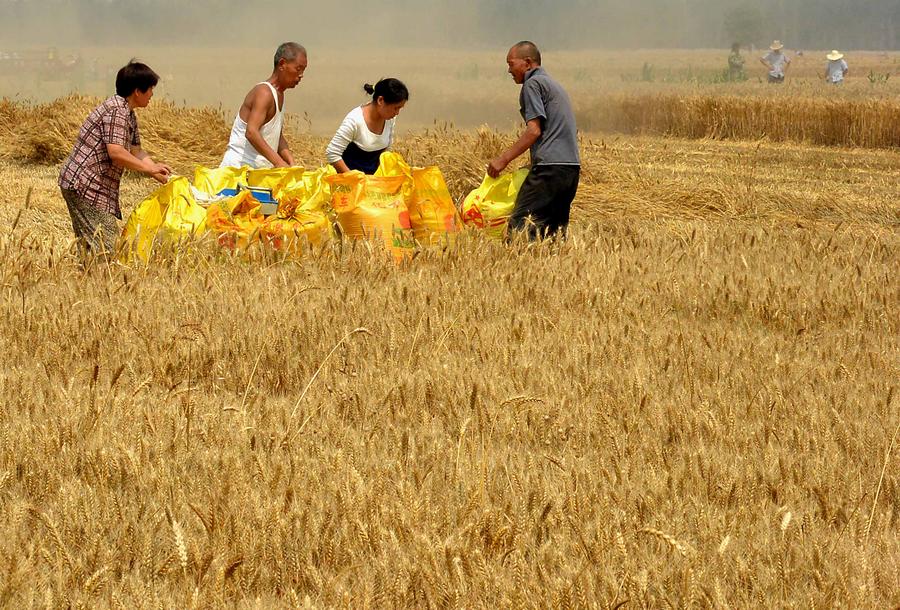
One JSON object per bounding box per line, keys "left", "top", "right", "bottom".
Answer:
{"left": 1, "top": 0, "right": 898, "bottom": 50}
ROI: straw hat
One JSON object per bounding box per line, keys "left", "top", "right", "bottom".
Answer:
{"left": 827, "top": 50, "right": 844, "bottom": 61}
{"left": 769, "top": 40, "right": 784, "bottom": 51}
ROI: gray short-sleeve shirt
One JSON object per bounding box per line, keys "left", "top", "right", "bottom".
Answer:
{"left": 519, "top": 67, "right": 580, "bottom": 166}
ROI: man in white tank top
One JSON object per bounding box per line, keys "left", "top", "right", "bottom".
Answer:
{"left": 220, "top": 42, "right": 307, "bottom": 169}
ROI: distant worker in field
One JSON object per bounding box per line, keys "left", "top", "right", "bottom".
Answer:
{"left": 487, "top": 41, "right": 580, "bottom": 240}
{"left": 220, "top": 42, "right": 307, "bottom": 169}
{"left": 58, "top": 60, "right": 172, "bottom": 256}
{"left": 760, "top": 40, "right": 791, "bottom": 84}
{"left": 824, "top": 50, "right": 849, "bottom": 84}
{"left": 326, "top": 78, "right": 409, "bottom": 174}
{"left": 728, "top": 43, "right": 746, "bottom": 81}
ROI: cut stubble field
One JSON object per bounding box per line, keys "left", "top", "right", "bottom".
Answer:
{"left": 0, "top": 58, "right": 898, "bottom": 607}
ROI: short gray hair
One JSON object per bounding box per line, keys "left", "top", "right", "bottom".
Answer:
{"left": 512, "top": 41, "right": 541, "bottom": 65}
{"left": 274, "top": 42, "right": 307, "bottom": 69}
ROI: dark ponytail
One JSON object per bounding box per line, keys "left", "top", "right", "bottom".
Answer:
{"left": 363, "top": 78, "right": 409, "bottom": 104}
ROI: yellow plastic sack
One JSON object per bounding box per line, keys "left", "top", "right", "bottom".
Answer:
{"left": 119, "top": 176, "right": 208, "bottom": 263}
{"left": 258, "top": 213, "right": 331, "bottom": 254}
{"left": 375, "top": 151, "right": 416, "bottom": 211}
{"left": 326, "top": 171, "right": 414, "bottom": 261}
{"left": 193, "top": 166, "right": 247, "bottom": 195}
{"left": 246, "top": 166, "right": 306, "bottom": 199}
{"left": 276, "top": 165, "right": 337, "bottom": 217}
{"left": 408, "top": 167, "right": 461, "bottom": 246}
{"left": 204, "top": 190, "right": 264, "bottom": 252}
{"left": 461, "top": 169, "right": 528, "bottom": 239}
{"left": 205, "top": 188, "right": 331, "bottom": 255}
{"left": 375, "top": 151, "right": 413, "bottom": 180}
{"left": 376, "top": 152, "right": 459, "bottom": 246}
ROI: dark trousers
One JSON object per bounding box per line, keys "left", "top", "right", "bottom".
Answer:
{"left": 508, "top": 165, "right": 580, "bottom": 240}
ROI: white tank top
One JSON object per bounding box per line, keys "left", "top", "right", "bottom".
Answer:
{"left": 220, "top": 82, "right": 284, "bottom": 169}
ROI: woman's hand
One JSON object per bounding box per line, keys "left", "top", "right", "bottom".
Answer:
{"left": 143, "top": 160, "right": 172, "bottom": 183}
{"left": 150, "top": 170, "right": 170, "bottom": 184}
{"left": 145, "top": 160, "right": 172, "bottom": 182}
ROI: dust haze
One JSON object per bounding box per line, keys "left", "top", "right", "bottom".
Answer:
{"left": 1, "top": 0, "right": 899, "bottom": 131}
{"left": 3, "top": 0, "right": 899, "bottom": 50}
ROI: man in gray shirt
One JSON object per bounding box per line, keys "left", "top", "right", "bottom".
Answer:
{"left": 488, "top": 41, "right": 580, "bottom": 239}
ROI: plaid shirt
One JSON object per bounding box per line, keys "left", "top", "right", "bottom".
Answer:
{"left": 58, "top": 95, "right": 141, "bottom": 218}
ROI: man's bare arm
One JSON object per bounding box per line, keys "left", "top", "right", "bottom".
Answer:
{"left": 245, "top": 86, "right": 288, "bottom": 168}
{"left": 277, "top": 133, "right": 294, "bottom": 166}
{"left": 487, "top": 119, "right": 542, "bottom": 178}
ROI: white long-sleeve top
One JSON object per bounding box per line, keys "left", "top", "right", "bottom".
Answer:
{"left": 325, "top": 106, "right": 394, "bottom": 164}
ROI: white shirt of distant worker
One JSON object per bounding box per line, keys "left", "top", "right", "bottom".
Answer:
{"left": 760, "top": 41, "right": 791, "bottom": 83}
{"left": 220, "top": 42, "right": 306, "bottom": 169}
{"left": 824, "top": 50, "right": 849, "bottom": 84}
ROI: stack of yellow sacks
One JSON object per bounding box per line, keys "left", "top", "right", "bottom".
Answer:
{"left": 119, "top": 154, "right": 527, "bottom": 263}
{"left": 201, "top": 165, "right": 334, "bottom": 255}
{"left": 327, "top": 151, "right": 462, "bottom": 261}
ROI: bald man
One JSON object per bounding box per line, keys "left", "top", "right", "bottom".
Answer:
{"left": 221, "top": 42, "right": 307, "bottom": 169}
{"left": 488, "top": 41, "right": 580, "bottom": 240}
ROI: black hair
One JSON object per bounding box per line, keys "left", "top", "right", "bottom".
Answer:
{"left": 115, "top": 60, "right": 160, "bottom": 97}
{"left": 363, "top": 78, "right": 409, "bottom": 105}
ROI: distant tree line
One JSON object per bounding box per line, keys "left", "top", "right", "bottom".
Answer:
{"left": 0, "top": 0, "right": 898, "bottom": 50}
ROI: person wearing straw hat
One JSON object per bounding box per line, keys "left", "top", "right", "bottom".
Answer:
{"left": 824, "top": 50, "right": 849, "bottom": 84}
{"left": 760, "top": 41, "right": 791, "bottom": 83}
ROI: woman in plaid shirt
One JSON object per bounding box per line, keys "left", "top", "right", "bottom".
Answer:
{"left": 58, "top": 61, "right": 172, "bottom": 256}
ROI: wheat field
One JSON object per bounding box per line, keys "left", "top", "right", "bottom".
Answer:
{"left": 0, "top": 48, "right": 899, "bottom": 607}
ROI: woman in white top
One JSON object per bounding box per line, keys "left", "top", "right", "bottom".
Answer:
{"left": 326, "top": 78, "right": 409, "bottom": 175}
